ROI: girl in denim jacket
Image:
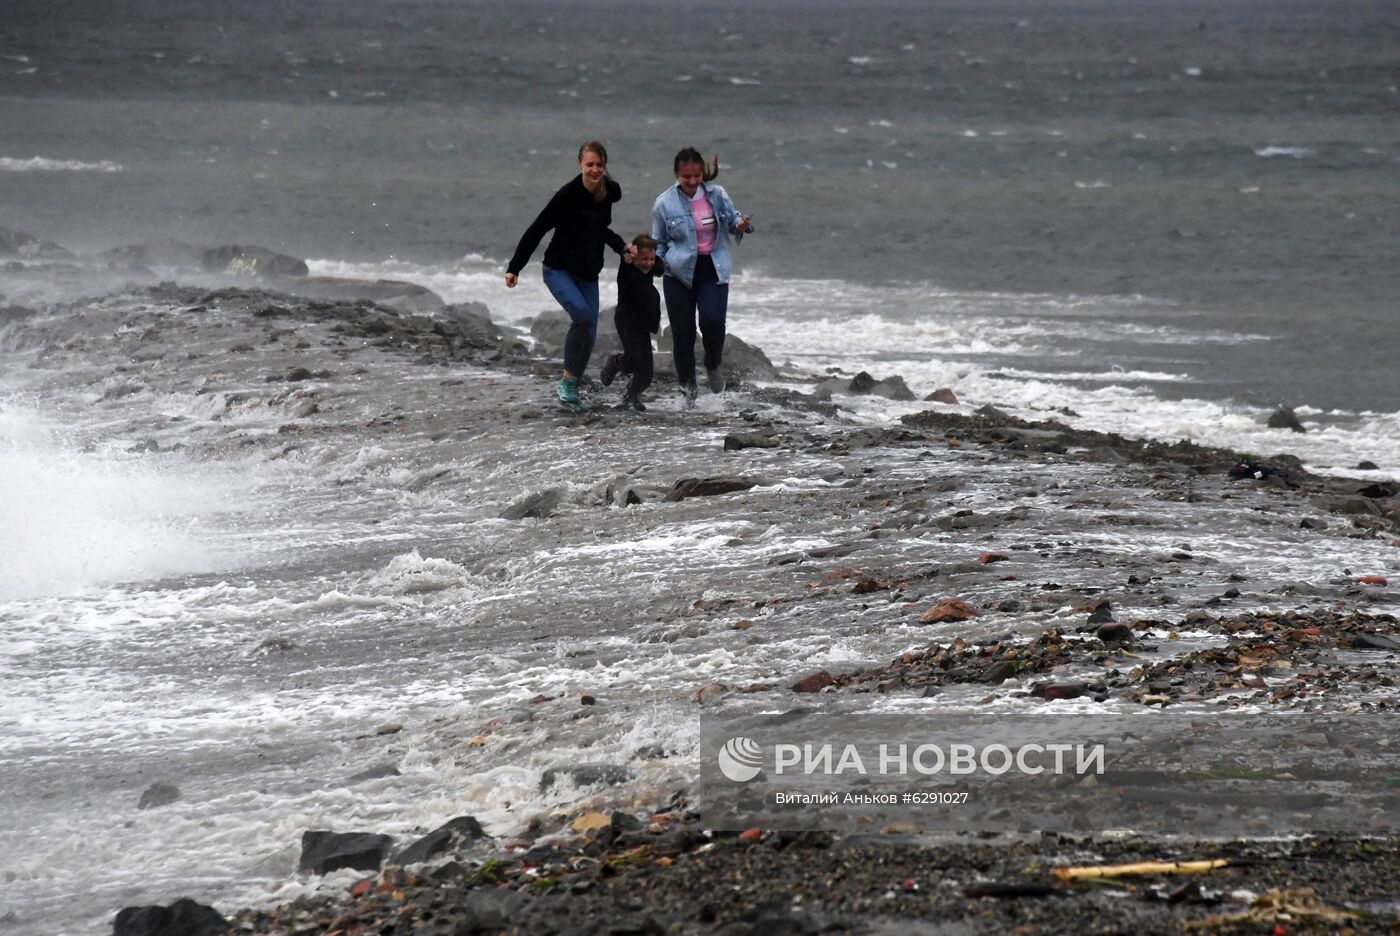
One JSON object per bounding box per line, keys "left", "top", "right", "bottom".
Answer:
{"left": 650, "top": 148, "right": 754, "bottom": 405}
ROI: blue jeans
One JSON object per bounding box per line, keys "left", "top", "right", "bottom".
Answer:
{"left": 663, "top": 254, "right": 728, "bottom": 387}
{"left": 542, "top": 265, "right": 600, "bottom": 377}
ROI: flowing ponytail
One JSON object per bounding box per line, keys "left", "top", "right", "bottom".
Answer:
{"left": 673, "top": 146, "right": 720, "bottom": 182}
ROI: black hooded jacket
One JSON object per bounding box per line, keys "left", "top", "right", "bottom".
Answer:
{"left": 507, "top": 176, "right": 626, "bottom": 282}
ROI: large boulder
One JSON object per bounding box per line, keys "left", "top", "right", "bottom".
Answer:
{"left": 297, "top": 830, "right": 392, "bottom": 875}
{"left": 530, "top": 310, "right": 622, "bottom": 360}
{"left": 113, "top": 899, "right": 228, "bottom": 936}
{"left": 1266, "top": 405, "right": 1306, "bottom": 433}
{"left": 202, "top": 245, "right": 309, "bottom": 279}
{"left": 438, "top": 302, "right": 506, "bottom": 346}
{"left": 394, "top": 816, "right": 488, "bottom": 865}
{"left": 814, "top": 371, "right": 915, "bottom": 401}
{"left": 538, "top": 763, "right": 634, "bottom": 792}
{"left": 501, "top": 488, "right": 564, "bottom": 520}
{"left": 656, "top": 328, "right": 776, "bottom": 382}
{"left": 96, "top": 241, "right": 204, "bottom": 271}
{"left": 665, "top": 477, "right": 760, "bottom": 501}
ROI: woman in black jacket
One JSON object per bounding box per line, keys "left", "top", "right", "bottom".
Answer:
{"left": 505, "top": 140, "right": 633, "bottom": 411}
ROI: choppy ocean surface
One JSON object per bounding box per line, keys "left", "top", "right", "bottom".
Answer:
{"left": 2, "top": 1, "right": 1399, "bottom": 932}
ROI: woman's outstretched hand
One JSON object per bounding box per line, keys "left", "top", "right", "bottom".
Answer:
{"left": 504, "top": 272, "right": 518, "bottom": 288}
{"left": 623, "top": 244, "right": 638, "bottom": 263}
{"left": 736, "top": 215, "right": 754, "bottom": 234}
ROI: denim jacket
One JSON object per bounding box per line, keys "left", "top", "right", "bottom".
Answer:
{"left": 650, "top": 182, "right": 749, "bottom": 288}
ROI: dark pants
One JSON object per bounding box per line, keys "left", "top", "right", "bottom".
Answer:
{"left": 663, "top": 254, "right": 728, "bottom": 387}
{"left": 614, "top": 323, "right": 654, "bottom": 399}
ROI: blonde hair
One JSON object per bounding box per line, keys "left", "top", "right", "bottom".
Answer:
{"left": 578, "top": 139, "right": 613, "bottom": 201}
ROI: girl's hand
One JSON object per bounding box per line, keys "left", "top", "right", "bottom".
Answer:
{"left": 736, "top": 215, "right": 754, "bottom": 234}
{"left": 504, "top": 272, "right": 518, "bottom": 288}
{"left": 623, "top": 244, "right": 638, "bottom": 262}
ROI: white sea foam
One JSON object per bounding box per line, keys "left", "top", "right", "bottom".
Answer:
{"left": 0, "top": 401, "right": 255, "bottom": 600}
{"left": 368, "top": 550, "right": 480, "bottom": 595}
{"left": 307, "top": 258, "right": 1399, "bottom": 472}
{"left": 1254, "top": 146, "right": 1315, "bottom": 159}
{"left": 0, "top": 155, "right": 124, "bottom": 173}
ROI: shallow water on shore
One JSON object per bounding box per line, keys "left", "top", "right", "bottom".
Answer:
{"left": 1, "top": 285, "right": 1397, "bottom": 933}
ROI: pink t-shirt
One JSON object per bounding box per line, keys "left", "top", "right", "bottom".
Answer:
{"left": 690, "top": 188, "right": 717, "bottom": 255}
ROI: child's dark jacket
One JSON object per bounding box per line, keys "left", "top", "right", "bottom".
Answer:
{"left": 615, "top": 258, "right": 665, "bottom": 334}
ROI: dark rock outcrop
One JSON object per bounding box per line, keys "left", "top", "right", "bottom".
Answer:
{"left": 202, "top": 245, "right": 310, "bottom": 279}
{"left": 113, "top": 898, "right": 229, "bottom": 936}
{"left": 538, "top": 763, "right": 634, "bottom": 792}
{"left": 501, "top": 488, "right": 564, "bottom": 520}
{"left": 395, "top": 816, "right": 488, "bottom": 866}
{"left": 293, "top": 277, "right": 444, "bottom": 313}
{"left": 1266, "top": 405, "right": 1306, "bottom": 433}
{"left": 298, "top": 831, "right": 393, "bottom": 875}
{"left": 137, "top": 782, "right": 181, "bottom": 810}
{"left": 666, "top": 477, "right": 759, "bottom": 501}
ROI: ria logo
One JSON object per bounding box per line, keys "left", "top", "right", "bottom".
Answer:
{"left": 717, "top": 736, "right": 764, "bottom": 782}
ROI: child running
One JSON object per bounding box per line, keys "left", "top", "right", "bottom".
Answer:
{"left": 599, "top": 234, "right": 665, "bottom": 411}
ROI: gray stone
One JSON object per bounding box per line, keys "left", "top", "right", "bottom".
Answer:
{"left": 297, "top": 830, "right": 392, "bottom": 874}
{"left": 666, "top": 477, "right": 759, "bottom": 501}
{"left": 395, "top": 816, "right": 488, "bottom": 865}
{"left": 848, "top": 371, "right": 916, "bottom": 400}
{"left": 501, "top": 488, "right": 564, "bottom": 520}
{"left": 1266, "top": 405, "right": 1306, "bottom": 433}
{"left": 723, "top": 432, "right": 781, "bottom": 451}
{"left": 531, "top": 311, "right": 621, "bottom": 359}
{"left": 202, "top": 245, "right": 309, "bottom": 279}
{"left": 539, "top": 763, "right": 634, "bottom": 792}
{"left": 113, "top": 899, "right": 228, "bottom": 936}
{"left": 137, "top": 782, "right": 181, "bottom": 810}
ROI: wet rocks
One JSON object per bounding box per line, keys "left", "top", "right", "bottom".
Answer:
{"left": 532, "top": 312, "right": 622, "bottom": 360}
{"left": 813, "top": 567, "right": 883, "bottom": 593}
{"left": 539, "top": 763, "right": 634, "bottom": 792}
{"left": 1349, "top": 632, "right": 1400, "bottom": 651}
{"left": 723, "top": 431, "right": 781, "bottom": 451}
{"left": 137, "top": 782, "right": 181, "bottom": 810}
{"left": 1094, "top": 621, "right": 1135, "bottom": 644}
{"left": 202, "top": 244, "right": 309, "bottom": 279}
{"left": 1031, "top": 681, "right": 1089, "bottom": 701}
{"left": 791, "top": 670, "right": 837, "bottom": 693}
{"left": 395, "top": 816, "right": 488, "bottom": 866}
{"left": 501, "top": 488, "right": 564, "bottom": 520}
{"left": 113, "top": 898, "right": 229, "bottom": 936}
{"left": 298, "top": 831, "right": 393, "bottom": 875}
{"left": 1085, "top": 600, "right": 1115, "bottom": 625}
{"left": 814, "top": 371, "right": 915, "bottom": 401}
{"left": 919, "top": 598, "right": 979, "bottom": 623}
{"left": 604, "top": 477, "right": 644, "bottom": 507}
{"left": 926, "top": 387, "right": 959, "bottom": 404}
{"left": 665, "top": 477, "right": 759, "bottom": 501}
{"left": 657, "top": 328, "right": 777, "bottom": 382}
{"left": 1266, "top": 405, "right": 1306, "bottom": 433}
{"left": 847, "top": 371, "right": 916, "bottom": 400}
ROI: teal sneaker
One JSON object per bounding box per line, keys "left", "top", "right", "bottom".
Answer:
{"left": 557, "top": 376, "right": 580, "bottom": 404}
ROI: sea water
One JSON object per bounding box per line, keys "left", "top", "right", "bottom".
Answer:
{"left": 2, "top": 1, "right": 1399, "bottom": 932}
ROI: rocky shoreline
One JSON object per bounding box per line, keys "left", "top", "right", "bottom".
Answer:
{"left": 3, "top": 234, "right": 1398, "bottom": 935}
